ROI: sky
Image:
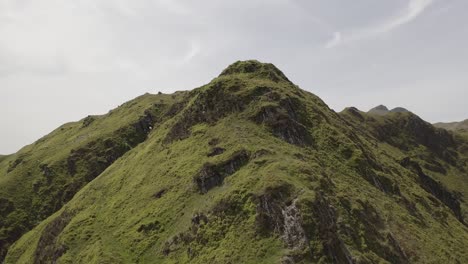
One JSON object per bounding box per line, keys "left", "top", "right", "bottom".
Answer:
{"left": 1, "top": 0, "right": 467, "bottom": 154}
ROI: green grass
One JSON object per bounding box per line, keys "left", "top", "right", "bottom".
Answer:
{"left": 0, "top": 92, "right": 188, "bottom": 260}
{"left": 3, "top": 60, "right": 468, "bottom": 263}
{"left": 0, "top": 155, "right": 10, "bottom": 166}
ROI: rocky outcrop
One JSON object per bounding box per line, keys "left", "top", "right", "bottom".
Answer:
{"left": 254, "top": 185, "right": 291, "bottom": 235}
{"left": 347, "top": 199, "right": 409, "bottom": 263}
{"left": 152, "top": 188, "right": 167, "bottom": 199}
{"left": 194, "top": 150, "right": 249, "bottom": 193}
{"left": 253, "top": 185, "right": 313, "bottom": 263}
{"left": 34, "top": 210, "right": 73, "bottom": 264}
{"left": 137, "top": 220, "right": 162, "bottom": 234}
{"left": 281, "top": 199, "right": 308, "bottom": 250}
{"left": 219, "top": 60, "right": 291, "bottom": 83}
{"left": 164, "top": 80, "right": 248, "bottom": 143}
{"left": 207, "top": 147, "right": 225, "bottom": 157}
{"left": 6, "top": 154, "right": 27, "bottom": 173}
{"left": 68, "top": 107, "right": 158, "bottom": 179}
{"left": 81, "top": 115, "right": 95, "bottom": 128}
{"left": 253, "top": 98, "right": 313, "bottom": 146}
{"left": 308, "top": 194, "right": 355, "bottom": 264}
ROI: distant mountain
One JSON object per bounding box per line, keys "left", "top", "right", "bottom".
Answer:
{"left": 1, "top": 61, "right": 467, "bottom": 263}
{"left": 368, "top": 105, "right": 410, "bottom": 116}
{"left": 434, "top": 119, "right": 468, "bottom": 133}
{"left": 390, "top": 107, "right": 410, "bottom": 113}
{"left": 368, "top": 104, "right": 389, "bottom": 115}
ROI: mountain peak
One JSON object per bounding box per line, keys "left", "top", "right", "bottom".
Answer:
{"left": 219, "top": 60, "right": 290, "bottom": 83}
{"left": 374, "top": 105, "right": 389, "bottom": 111}
{"left": 390, "top": 107, "right": 409, "bottom": 113}
{"left": 368, "top": 105, "right": 389, "bottom": 115}
{"left": 368, "top": 105, "right": 410, "bottom": 116}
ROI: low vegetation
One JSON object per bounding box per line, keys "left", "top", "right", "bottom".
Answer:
{"left": 1, "top": 61, "right": 467, "bottom": 263}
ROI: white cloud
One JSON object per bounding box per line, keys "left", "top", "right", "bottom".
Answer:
{"left": 325, "top": 32, "right": 342, "bottom": 49}
{"left": 325, "top": 0, "right": 434, "bottom": 48}
{"left": 178, "top": 40, "right": 201, "bottom": 65}
{"left": 374, "top": 0, "right": 434, "bottom": 34}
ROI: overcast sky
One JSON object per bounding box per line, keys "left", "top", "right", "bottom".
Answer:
{"left": 1, "top": 0, "right": 467, "bottom": 154}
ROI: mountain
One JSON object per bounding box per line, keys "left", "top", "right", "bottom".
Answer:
{"left": 2, "top": 60, "right": 468, "bottom": 263}
{"left": 389, "top": 107, "right": 410, "bottom": 113}
{"left": 368, "top": 105, "right": 410, "bottom": 116}
{"left": 434, "top": 119, "right": 468, "bottom": 134}
{"left": 368, "top": 105, "right": 389, "bottom": 115}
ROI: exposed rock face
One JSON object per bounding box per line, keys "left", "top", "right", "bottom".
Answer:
{"left": 253, "top": 98, "right": 313, "bottom": 146}
{"left": 255, "top": 185, "right": 291, "bottom": 235}
{"left": 281, "top": 199, "right": 308, "bottom": 250}
{"left": 164, "top": 80, "right": 248, "bottom": 143}
{"left": 34, "top": 210, "right": 73, "bottom": 264}
{"left": 207, "top": 147, "right": 225, "bottom": 157}
{"left": 254, "top": 186, "right": 311, "bottom": 262}
{"left": 194, "top": 150, "right": 249, "bottom": 193}
{"left": 311, "top": 195, "right": 355, "bottom": 264}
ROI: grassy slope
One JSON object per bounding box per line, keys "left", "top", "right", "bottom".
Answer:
{"left": 0, "top": 92, "right": 187, "bottom": 260}
{"left": 5, "top": 61, "right": 468, "bottom": 263}
{"left": 434, "top": 119, "right": 468, "bottom": 132}
{"left": 342, "top": 107, "right": 468, "bottom": 222}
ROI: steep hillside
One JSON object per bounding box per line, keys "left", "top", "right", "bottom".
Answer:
{"left": 0, "top": 92, "right": 188, "bottom": 260}
{"left": 3, "top": 61, "right": 468, "bottom": 263}
{"left": 340, "top": 107, "right": 468, "bottom": 223}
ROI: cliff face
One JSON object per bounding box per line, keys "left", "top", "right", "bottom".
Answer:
{"left": 2, "top": 61, "right": 468, "bottom": 263}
